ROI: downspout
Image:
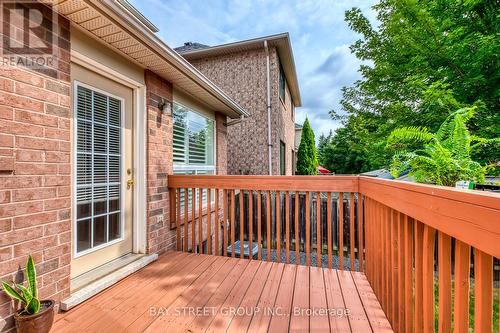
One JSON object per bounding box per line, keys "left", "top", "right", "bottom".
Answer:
{"left": 264, "top": 40, "right": 272, "bottom": 175}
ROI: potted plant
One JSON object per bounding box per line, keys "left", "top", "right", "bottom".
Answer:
{"left": 1, "top": 255, "right": 54, "bottom": 333}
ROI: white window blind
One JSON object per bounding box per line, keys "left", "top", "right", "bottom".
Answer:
{"left": 173, "top": 103, "right": 215, "bottom": 210}
{"left": 75, "top": 85, "right": 122, "bottom": 254}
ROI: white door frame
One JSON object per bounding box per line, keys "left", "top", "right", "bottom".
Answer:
{"left": 71, "top": 50, "right": 147, "bottom": 254}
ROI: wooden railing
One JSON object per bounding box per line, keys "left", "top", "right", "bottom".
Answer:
{"left": 361, "top": 177, "right": 500, "bottom": 333}
{"left": 168, "top": 175, "right": 500, "bottom": 333}
{"left": 168, "top": 176, "right": 361, "bottom": 270}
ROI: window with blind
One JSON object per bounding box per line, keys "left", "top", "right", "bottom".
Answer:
{"left": 173, "top": 103, "right": 215, "bottom": 209}
{"left": 279, "top": 63, "right": 286, "bottom": 102}
{"left": 75, "top": 84, "right": 123, "bottom": 255}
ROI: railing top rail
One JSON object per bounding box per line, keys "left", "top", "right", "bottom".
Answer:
{"left": 359, "top": 176, "right": 500, "bottom": 209}
{"left": 359, "top": 176, "right": 500, "bottom": 258}
{"left": 168, "top": 175, "right": 359, "bottom": 192}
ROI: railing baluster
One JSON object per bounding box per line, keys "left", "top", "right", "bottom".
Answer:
{"left": 198, "top": 188, "right": 203, "bottom": 254}
{"left": 239, "top": 189, "right": 244, "bottom": 259}
{"left": 414, "top": 220, "right": 424, "bottom": 332}
{"left": 192, "top": 188, "right": 196, "bottom": 252}
{"left": 231, "top": 190, "right": 235, "bottom": 258}
{"left": 295, "top": 192, "right": 299, "bottom": 264}
{"left": 385, "top": 206, "right": 391, "bottom": 316}
{"left": 214, "top": 189, "right": 219, "bottom": 256}
{"left": 454, "top": 240, "right": 470, "bottom": 333}
{"left": 397, "top": 212, "right": 405, "bottom": 333}
{"left": 327, "top": 192, "right": 332, "bottom": 269}
{"left": 364, "top": 197, "right": 370, "bottom": 278}
{"left": 422, "top": 225, "right": 435, "bottom": 333}
{"left": 184, "top": 188, "right": 188, "bottom": 252}
{"left": 376, "top": 201, "right": 382, "bottom": 299}
{"left": 176, "top": 188, "right": 181, "bottom": 251}
{"left": 438, "top": 231, "right": 452, "bottom": 333}
{"left": 338, "top": 192, "right": 344, "bottom": 270}
{"left": 257, "top": 190, "right": 262, "bottom": 260}
{"left": 386, "top": 207, "right": 392, "bottom": 314}
{"left": 223, "top": 189, "right": 228, "bottom": 256}
{"left": 169, "top": 188, "right": 176, "bottom": 239}
{"left": 266, "top": 190, "right": 271, "bottom": 262}
{"left": 305, "top": 191, "right": 310, "bottom": 266}
{"left": 316, "top": 191, "right": 321, "bottom": 268}
{"left": 404, "top": 215, "right": 414, "bottom": 333}
{"left": 349, "top": 193, "right": 355, "bottom": 271}
{"left": 358, "top": 194, "right": 364, "bottom": 272}
{"left": 391, "top": 209, "right": 398, "bottom": 327}
{"left": 285, "top": 191, "right": 290, "bottom": 264}
{"left": 276, "top": 191, "right": 281, "bottom": 263}
{"left": 474, "top": 249, "right": 493, "bottom": 333}
{"left": 207, "top": 188, "right": 211, "bottom": 255}
{"left": 249, "top": 190, "right": 253, "bottom": 259}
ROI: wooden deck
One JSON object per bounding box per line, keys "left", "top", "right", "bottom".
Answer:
{"left": 53, "top": 251, "right": 392, "bottom": 332}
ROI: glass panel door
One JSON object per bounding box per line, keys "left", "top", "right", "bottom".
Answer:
{"left": 75, "top": 84, "right": 123, "bottom": 256}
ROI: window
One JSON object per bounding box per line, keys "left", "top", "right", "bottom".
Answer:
{"left": 74, "top": 84, "right": 123, "bottom": 255}
{"left": 173, "top": 103, "right": 215, "bottom": 208}
{"left": 279, "top": 63, "right": 286, "bottom": 102}
{"left": 280, "top": 141, "right": 286, "bottom": 175}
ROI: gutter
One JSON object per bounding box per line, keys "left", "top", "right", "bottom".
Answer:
{"left": 264, "top": 40, "right": 272, "bottom": 176}
{"left": 87, "top": 0, "right": 249, "bottom": 118}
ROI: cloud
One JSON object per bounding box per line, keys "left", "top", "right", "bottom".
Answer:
{"left": 130, "top": 0, "right": 377, "bottom": 140}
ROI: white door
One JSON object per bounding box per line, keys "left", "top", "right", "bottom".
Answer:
{"left": 71, "top": 63, "right": 134, "bottom": 278}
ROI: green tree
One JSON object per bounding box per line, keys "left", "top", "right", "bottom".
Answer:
{"left": 317, "top": 129, "right": 332, "bottom": 166}
{"left": 325, "top": 0, "right": 499, "bottom": 174}
{"left": 387, "top": 107, "right": 499, "bottom": 186}
{"left": 297, "top": 118, "right": 318, "bottom": 175}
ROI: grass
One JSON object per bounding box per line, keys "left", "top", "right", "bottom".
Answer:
{"left": 433, "top": 278, "right": 499, "bottom": 332}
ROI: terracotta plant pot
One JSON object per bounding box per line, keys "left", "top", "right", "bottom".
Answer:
{"left": 13, "top": 300, "right": 54, "bottom": 333}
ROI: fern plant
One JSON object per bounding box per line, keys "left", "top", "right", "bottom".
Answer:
{"left": 386, "top": 107, "right": 498, "bottom": 186}
{"left": 1, "top": 255, "right": 41, "bottom": 315}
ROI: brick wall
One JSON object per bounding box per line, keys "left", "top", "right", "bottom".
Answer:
{"left": 144, "top": 70, "right": 174, "bottom": 254}
{"left": 271, "top": 51, "right": 296, "bottom": 176}
{"left": 0, "top": 7, "right": 71, "bottom": 332}
{"left": 215, "top": 112, "right": 227, "bottom": 175}
{"left": 190, "top": 49, "right": 269, "bottom": 175}
{"left": 188, "top": 46, "right": 296, "bottom": 175}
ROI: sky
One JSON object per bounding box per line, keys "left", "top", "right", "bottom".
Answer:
{"left": 130, "top": 0, "right": 377, "bottom": 139}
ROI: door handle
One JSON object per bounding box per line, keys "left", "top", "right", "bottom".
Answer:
{"left": 127, "top": 179, "right": 135, "bottom": 189}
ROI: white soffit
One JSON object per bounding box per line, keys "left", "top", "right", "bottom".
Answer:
{"left": 49, "top": 0, "right": 247, "bottom": 118}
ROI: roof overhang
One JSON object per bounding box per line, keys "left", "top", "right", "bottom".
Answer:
{"left": 179, "top": 33, "right": 302, "bottom": 107}
{"left": 50, "top": 0, "right": 248, "bottom": 119}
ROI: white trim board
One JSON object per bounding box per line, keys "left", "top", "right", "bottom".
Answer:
{"left": 61, "top": 254, "right": 157, "bottom": 311}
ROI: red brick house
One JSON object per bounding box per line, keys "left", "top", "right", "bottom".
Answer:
{"left": 175, "top": 34, "right": 302, "bottom": 176}
{"left": 0, "top": 0, "right": 247, "bottom": 329}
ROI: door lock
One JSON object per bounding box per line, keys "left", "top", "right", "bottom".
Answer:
{"left": 127, "top": 179, "right": 135, "bottom": 189}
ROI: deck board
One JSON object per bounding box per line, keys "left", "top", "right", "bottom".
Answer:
{"left": 55, "top": 252, "right": 392, "bottom": 333}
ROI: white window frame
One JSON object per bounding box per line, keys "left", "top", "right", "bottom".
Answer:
{"left": 173, "top": 102, "right": 216, "bottom": 211}
{"left": 172, "top": 102, "right": 216, "bottom": 176}
{"left": 72, "top": 81, "right": 126, "bottom": 258}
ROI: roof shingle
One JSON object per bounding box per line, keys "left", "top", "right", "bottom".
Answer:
{"left": 175, "top": 42, "right": 210, "bottom": 53}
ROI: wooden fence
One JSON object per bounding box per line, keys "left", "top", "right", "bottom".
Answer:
{"left": 168, "top": 175, "right": 500, "bottom": 333}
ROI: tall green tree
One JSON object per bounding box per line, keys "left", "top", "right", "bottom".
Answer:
{"left": 297, "top": 118, "right": 318, "bottom": 175}
{"left": 326, "top": 0, "right": 499, "bottom": 175}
